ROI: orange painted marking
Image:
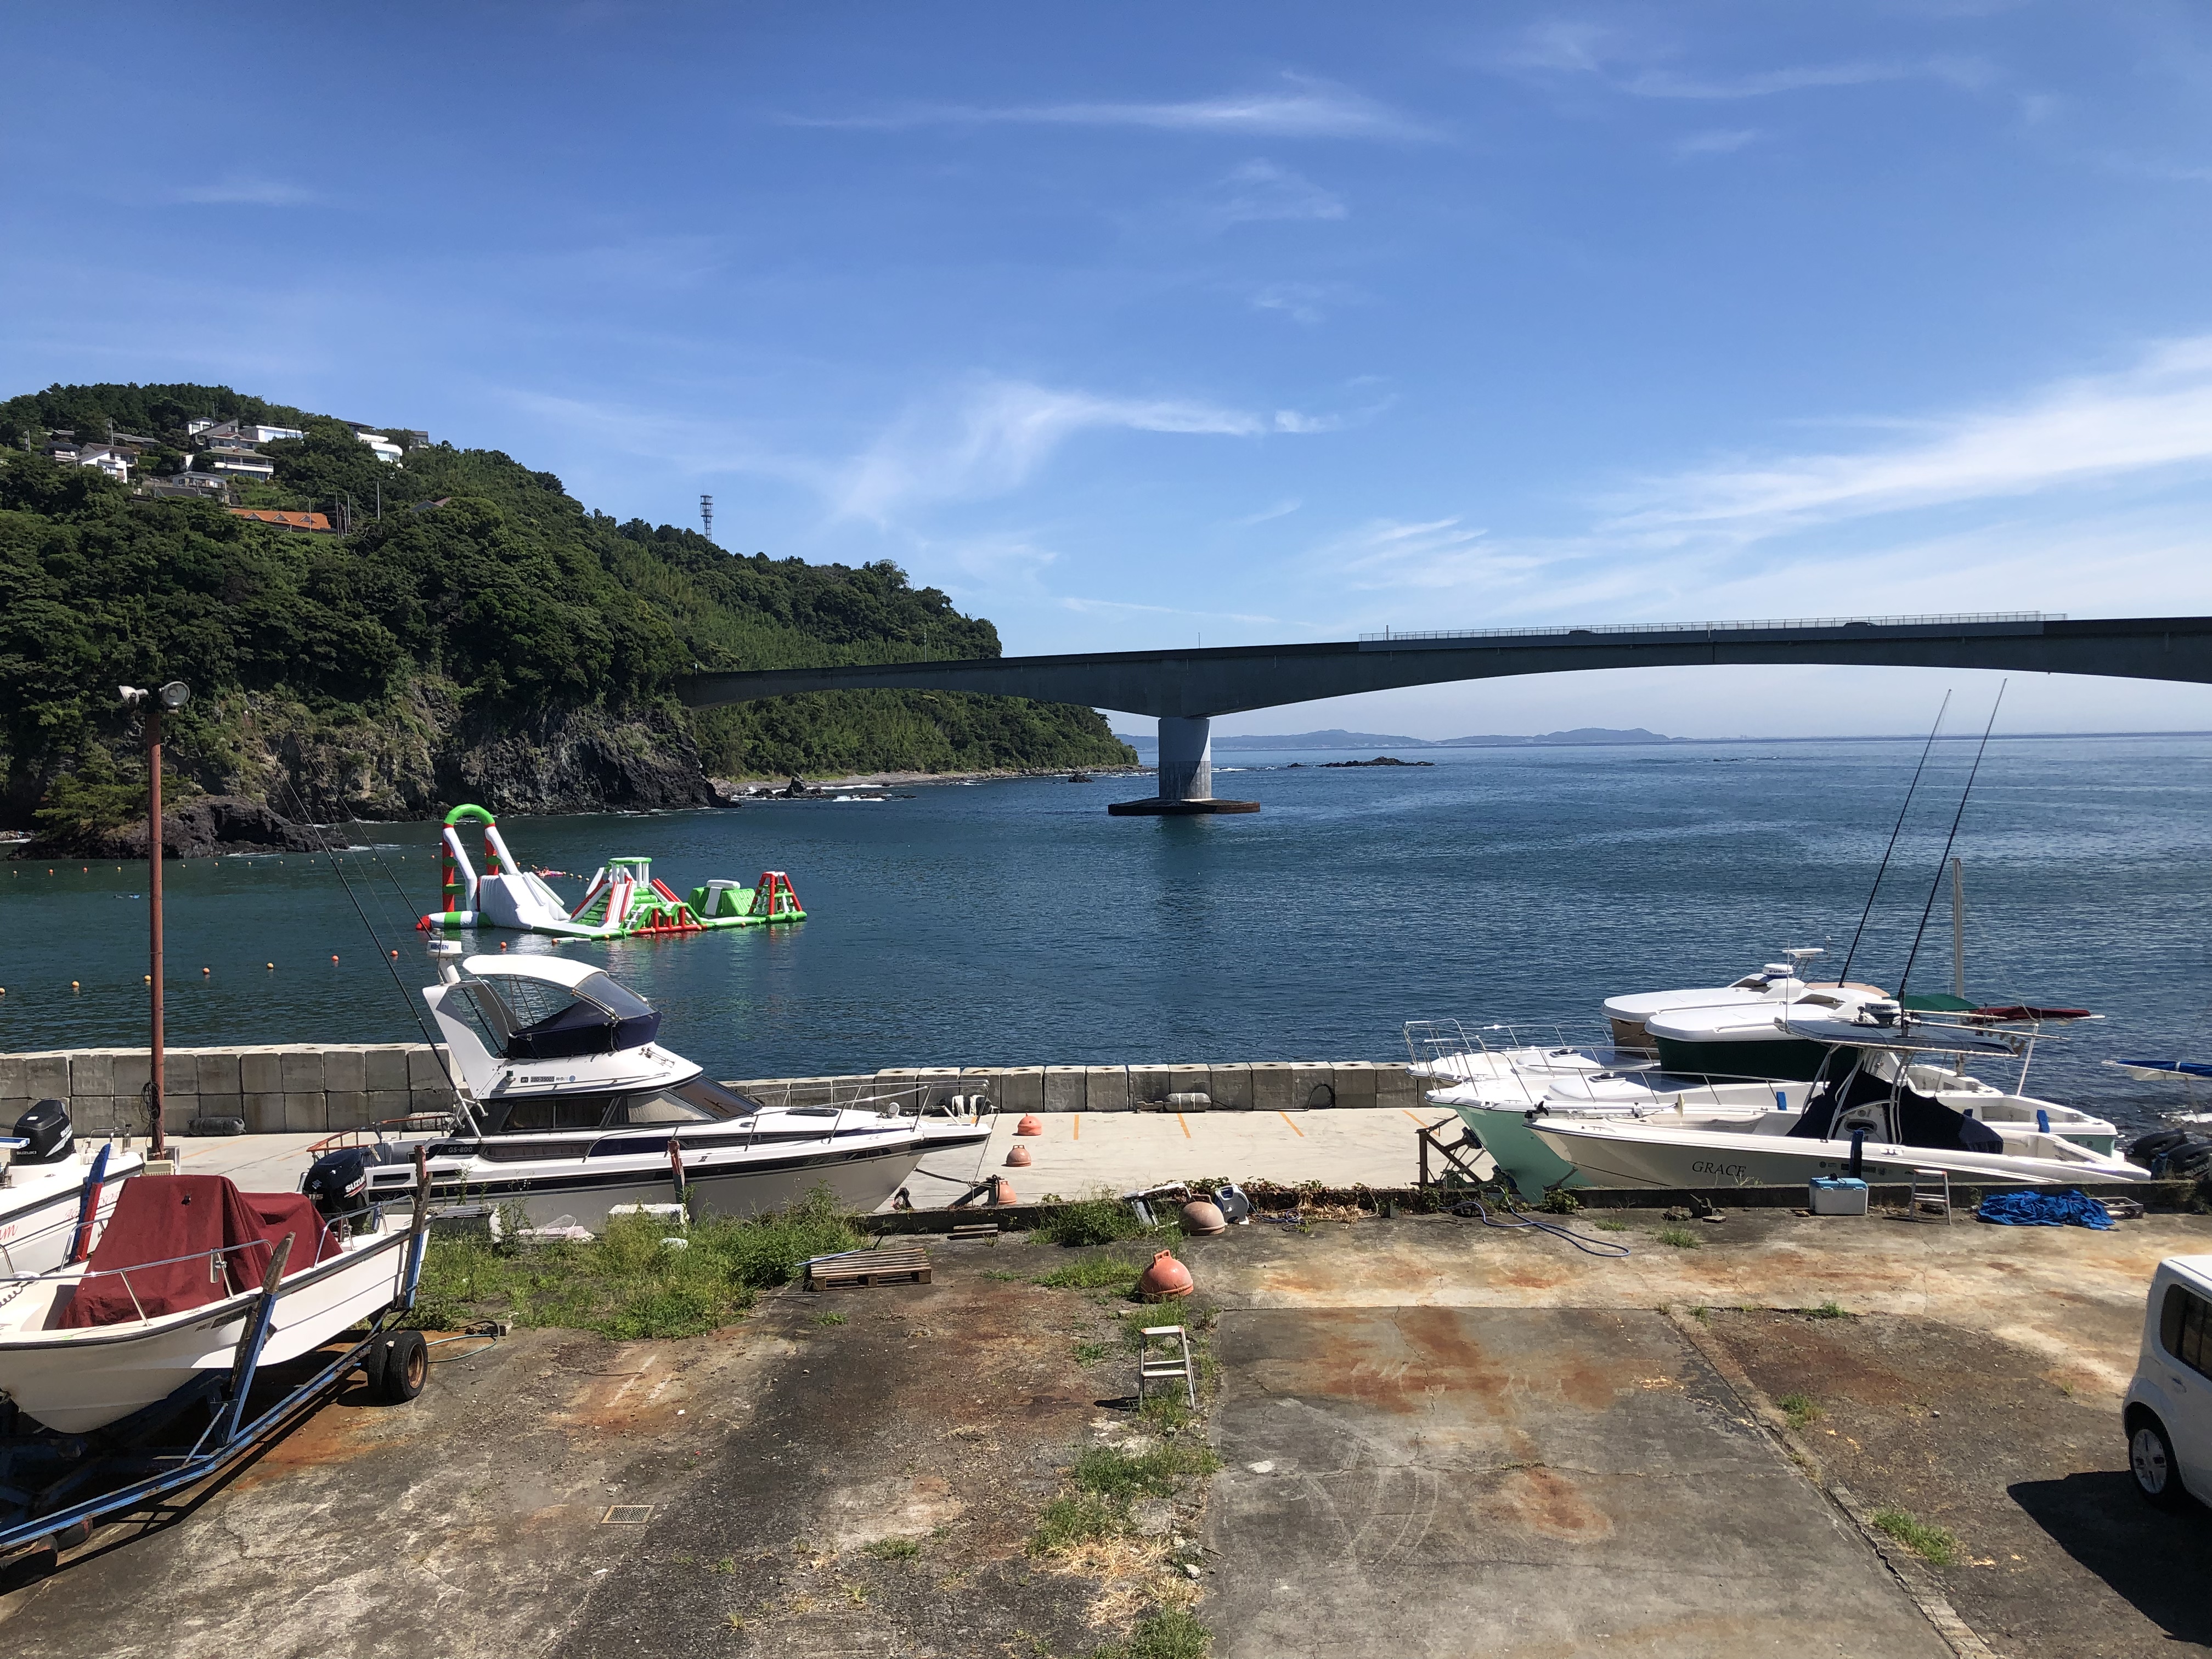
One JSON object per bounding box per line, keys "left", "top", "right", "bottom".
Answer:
{"left": 1176, "top": 1112, "right": 1191, "bottom": 1139}
{"left": 1278, "top": 1111, "right": 1305, "bottom": 1138}
{"left": 1402, "top": 1109, "right": 1427, "bottom": 1126}
{"left": 1072, "top": 1114, "right": 1081, "bottom": 1141}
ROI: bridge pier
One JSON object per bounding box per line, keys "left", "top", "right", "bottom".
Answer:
{"left": 1108, "top": 715, "right": 1260, "bottom": 816}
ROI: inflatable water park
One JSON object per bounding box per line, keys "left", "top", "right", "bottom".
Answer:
{"left": 416, "top": 805, "right": 804, "bottom": 939}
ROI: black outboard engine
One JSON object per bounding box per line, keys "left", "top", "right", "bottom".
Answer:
{"left": 303, "top": 1147, "right": 373, "bottom": 1227}
{"left": 2129, "top": 1128, "right": 2212, "bottom": 1180}
{"left": 10, "top": 1099, "right": 73, "bottom": 1165}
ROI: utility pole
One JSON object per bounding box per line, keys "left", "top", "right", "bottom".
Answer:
{"left": 121, "top": 681, "right": 190, "bottom": 1165}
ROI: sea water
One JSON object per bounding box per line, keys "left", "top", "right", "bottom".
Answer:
{"left": 4, "top": 735, "right": 2207, "bottom": 1134}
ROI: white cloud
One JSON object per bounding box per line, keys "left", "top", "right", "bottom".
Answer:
{"left": 1605, "top": 336, "right": 2212, "bottom": 543}
{"left": 1250, "top": 282, "right": 1346, "bottom": 324}
{"left": 836, "top": 379, "right": 1339, "bottom": 522}
{"left": 1674, "top": 128, "right": 1760, "bottom": 157}
{"left": 1500, "top": 21, "right": 1993, "bottom": 101}
{"left": 172, "top": 175, "right": 316, "bottom": 206}
{"left": 784, "top": 75, "right": 1434, "bottom": 140}
{"left": 1212, "top": 160, "right": 1347, "bottom": 223}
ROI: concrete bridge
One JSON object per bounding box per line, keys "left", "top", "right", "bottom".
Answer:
{"left": 679, "top": 612, "right": 2212, "bottom": 815}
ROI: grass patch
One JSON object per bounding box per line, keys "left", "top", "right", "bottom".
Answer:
{"left": 1031, "top": 1492, "right": 1125, "bottom": 1553}
{"left": 864, "top": 1536, "right": 921, "bottom": 1561}
{"left": 1074, "top": 1340, "right": 1112, "bottom": 1365}
{"left": 813, "top": 1312, "right": 848, "bottom": 1327}
{"left": 1037, "top": 1192, "right": 1147, "bottom": 1248}
{"left": 1537, "top": 1188, "right": 1581, "bottom": 1215}
{"left": 1808, "top": 1299, "right": 1850, "bottom": 1319}
{"left": 1594, "top": 1219, "right": 1629, "bottom": 1232}
{"left": 1073, "top": 1441, "right": 1221, "bottom": 1502}
{"left": 404, "top": 1186, "right": 863, "bottom": 1339}
{"left": 1137, "top": 1393, "right": 1195, "bottom": 1432}
{"left": 1870, "top": 1506, "right": 1960, "bottom": 1567}
{"left": 1036, "top": 1254, "right": 1143, "bottom": 1291}
{"left": 1775, "top": 1391, "right": 1824, "bottom": 1429}
{"left": 1655, "top": 1227, "right": 1701, "bottom": 1249}
{"left": 1689, "top": 1305, "right": 1711, "bottom": 1323}
{"left": 1088, "top": 1609, "right": 1213, "bottom": 1659}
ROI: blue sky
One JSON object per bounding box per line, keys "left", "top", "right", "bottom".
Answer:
{"left": 5, "top": 3, "right": 2209, "bottom": 737}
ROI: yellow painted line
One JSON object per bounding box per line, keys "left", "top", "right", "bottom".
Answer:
{"left": 1073, "top": 1114, "right": 1081, "bottom": 1141}
{"left": 1402, "top": 1109, "right": 1427, "bottom": 1126}
{"left": 1176, "top": 1112, "right": 1191, "bottom": 1139}
{"left": 1278, "top": 1110, "right": 1305, "bottom": 1138}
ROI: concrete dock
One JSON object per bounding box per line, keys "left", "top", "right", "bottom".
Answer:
{"left": 2, "top": 1163, "right": 2205, "bottom": 1657}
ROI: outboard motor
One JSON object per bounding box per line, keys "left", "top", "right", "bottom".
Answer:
{"left": 303, "top": 1147, "right": 373, "bottom": 1227}
{"left": 10, "top": 1099, "right": 74, "bottom": 1165}
{"left": 2129, "top": 1128, "right": 2212, "bottom": 1180}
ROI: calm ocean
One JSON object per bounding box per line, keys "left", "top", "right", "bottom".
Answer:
{"left": 5, "top": 735, "right": 2207, "bottom": 1135}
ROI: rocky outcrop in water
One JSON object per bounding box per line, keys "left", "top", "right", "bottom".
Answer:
{"left": 20, "top": 795, "right": 328, "bottom": 859}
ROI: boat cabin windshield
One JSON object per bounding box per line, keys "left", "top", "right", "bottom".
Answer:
{"left": 488, "top": 1077, "right": 763, "bottom": 1135}
{"left": 449, "top": 969, "right": 662, "bottom": 1060}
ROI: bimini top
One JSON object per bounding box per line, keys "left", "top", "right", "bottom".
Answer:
{"left": 449, "top": 958, "right": 661, "bottom": 1060}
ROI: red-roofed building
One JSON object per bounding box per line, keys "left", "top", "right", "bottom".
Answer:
{"left": 225, "top": 507, "right": 336, "bottom": 533}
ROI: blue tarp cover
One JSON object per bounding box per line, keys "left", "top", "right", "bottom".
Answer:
{"left": 1976, "top": 1188, "right": 2114, "bottom": 1229}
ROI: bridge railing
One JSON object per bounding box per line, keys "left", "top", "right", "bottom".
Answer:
{"left": 1359, "top": 611, "right": 2061, "bottom": 643}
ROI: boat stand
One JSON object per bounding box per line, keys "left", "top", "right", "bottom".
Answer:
{"left": 0, "top": 1166, "right": 433, "bottom": 1561}
{"left": 1417, "top": 1115, "right": 1498, "bottom": 1192}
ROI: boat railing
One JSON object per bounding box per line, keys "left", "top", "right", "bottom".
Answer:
{"left": 0, "top": 1223, "right": 344, "bottom": 1327}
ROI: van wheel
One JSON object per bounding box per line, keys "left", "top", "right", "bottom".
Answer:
{"left": 2130, "top": 1417, "right": 2188, "bottom": 1510}
{"left": 368, "top": 1329, "right": 428, "bottom": 1404}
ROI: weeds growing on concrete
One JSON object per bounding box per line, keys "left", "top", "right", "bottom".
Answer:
{"left": 1086, "top": 1608, "right": 1212, "bottom": 1658}
{"left": 1776, "top": 1391, "right": 1824, "bottom": 1429}
{"left": 814, "top": 1312, "right": 848, "bottom": 1327}
{"left": 1074, "top": 1442, "right": 1222, "bottom": 1502}
{"left": 864, "top": 1536, "right": 921, "bottom": 1561}
{"left": 405, "top": 1186, "right": 863, "bottom": 1338}
{"left": 1074, "top": 1340, "right": 1112, "bottom": 1365}
{"left": 1594, "top": 1219, "right": 1629, "bottom": 1232}
{"left": 1032, "top": 1492, "right": 1126, "bottom": 1553}
{"left": 1807, "top": 1300, "right": 1850, "bottom": 1319}
{"left": 1037, "top": 1192, "right": 1147, "bottom": 1247}
{"left": 1538, "top": 1188, "right": 1581, "bottom": 1214}
{"left": 1655, "top": 1227, "right": 1701, "bottom": 1249}
{"left": 1870, "top": 1506, "right": 1960, "bottom": 1567}
{"left": 1037, "top": 1253, "right": 1143, "bottom": 1291}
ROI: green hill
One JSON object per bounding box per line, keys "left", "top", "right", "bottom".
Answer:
{"left": 0, "top": 382, "right": 1133, "bottom": 836}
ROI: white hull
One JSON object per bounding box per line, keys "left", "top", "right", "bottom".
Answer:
{"left": 0, "top": 1224, "right": 413, "bottom": 1434}
{"left": 0, "top": 1152, "right": 143, "bottom": 1279}
{"left": 1530, "top": 1120, "right": 2152, "bottom": 1191}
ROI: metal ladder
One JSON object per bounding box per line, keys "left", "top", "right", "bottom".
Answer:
{"left": 1910, "top": 1167, "right": 1953, "bottom": 1223}
{"left": 1138, "top": 1325, "right": 1197, "bottom": 1409}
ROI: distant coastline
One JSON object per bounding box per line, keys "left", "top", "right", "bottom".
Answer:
{"left": 1113, "top": 726, "right": 2212, "bottom": 752}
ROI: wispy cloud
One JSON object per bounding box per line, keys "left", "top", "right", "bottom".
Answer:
{"left": 1211, "top": 160, "right": 1347, "bottom": 223}
{"left": 1502, "top": 21, "right": 1993, "bottom": 101}
{"left": 836, "top": 378, "right": 1341, "bottom": 522}
{"left": 1249, "top": 280, "right": 1354, "bottom": 325}
{"left": 1060, "top": 595, "right": 1282, "bottom": 626}
{"left": 1605, "top": 336, "right": 2212, "bottom": 542}
{"left": 1674, "top": 128, "right": 1760, "bottom": 158}
{"left": 171, "top": 175, "right": 317, "bottom": 206}
{"left": 783, "top": 74, "right": 1435, "bottom": 140}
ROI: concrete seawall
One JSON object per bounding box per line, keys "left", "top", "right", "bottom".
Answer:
{"left": 1, "top": 1047, "right": 1426, "bottom": 1135}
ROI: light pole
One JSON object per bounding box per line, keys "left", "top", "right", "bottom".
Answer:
{"left": 120, "top": 680, "right": 190, "bottom": 1163}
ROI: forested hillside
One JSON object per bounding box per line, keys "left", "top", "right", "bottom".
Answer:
{"left": 0, "top": 382, "right": 1132, "bottom": 838}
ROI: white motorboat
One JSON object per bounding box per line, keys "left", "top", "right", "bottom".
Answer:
{"left": 0, "top": 1102, "right": 144, "bottom": 1279}
{"left": 1601, "top": 947, "right": 1887, "bottom": 1051}
{"left": 1520, "top": 1013, "right": 2143, "bottom": 1192}
{"left": 316, "top": 947, "right": 986, "bottom": 1229}
{"left": 0, "top": 1173, "right": 415, "bottom": 1434}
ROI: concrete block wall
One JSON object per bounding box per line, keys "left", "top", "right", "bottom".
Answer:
{"left": 722, "top": 1060, "right": 1430, "bottom": 1114}
{"left": 0, "top": 1045, "right": 458, "bottom": 1137}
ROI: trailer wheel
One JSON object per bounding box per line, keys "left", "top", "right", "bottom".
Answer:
{"left": 368, "top": 1329, "right": 428, "bottom": 1404}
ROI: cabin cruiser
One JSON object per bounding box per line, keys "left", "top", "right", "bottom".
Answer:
{"left": 1513, "top": 1008, "right": 2141, "bottom": 1193}
{"left": 1601, "top": 948, "right": 1888, "bottom": 1051}
{"left": 0, "top": 1102, "right": 142, "bottom": 1278}
{"left": 311, "top": 948, "right": 986, "bottom": 1229}
{"left": 0, "top": 1172, "right": 415, "bottom": 1433}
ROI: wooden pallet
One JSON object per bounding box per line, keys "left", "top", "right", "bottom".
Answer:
{"left": 949, "top": 1223, "right": 1001, "bottom": 1245}
{"left": 806, "top": 1245, "right": 932, "bottom": 1290}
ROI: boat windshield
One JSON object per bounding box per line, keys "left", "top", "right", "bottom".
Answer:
{"left": 454, "top": 969, "right": 662, "bottom": 1060}
{"left": 609, "top": 1078, "right": 759, "bottom": 1125}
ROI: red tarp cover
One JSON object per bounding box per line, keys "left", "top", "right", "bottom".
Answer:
{"left": 59, "top": 1176, "right": 336, "bottom": 1329}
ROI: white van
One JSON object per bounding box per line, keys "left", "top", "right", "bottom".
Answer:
{"left": 2124, "top": 1255, "right": 2212, "bottom": 1509}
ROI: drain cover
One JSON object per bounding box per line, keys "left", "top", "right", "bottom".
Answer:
{"left": 602, "top": 1505, "right": 654, "bottom": 1525}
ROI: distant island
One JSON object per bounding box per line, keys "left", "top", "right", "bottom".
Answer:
{"left": 1115, "top": 726, "right": 1673, "bottom": 751}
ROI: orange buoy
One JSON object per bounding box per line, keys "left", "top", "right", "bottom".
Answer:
{"left": 202, "top": 967, "right": 210, "bottom": 975}
{"left": 390, "top": 949, "right": 399, "bottom": 958}
{"left": 331, "top": 954, "right": 339, "bottom": 962}
{"left": 1005, "top": 1144, "right": 1033, "bottom": 1167}
{"left": 71, "top": 980, "right": 80, "bottom": 991}
{"left": 1014, "top": 1114, "right": 1044, "bottom": 1137}
{"left": 989, "top": 1176, "right": 1017, "bottom": 1206}
{"left": 1180, "top": 1199, "right": 1227, "bottom": 1237}
{"left": 265, "top": 962, "right": 274, "bottom": 970}
{"left": 1138, "top": 1250, "right": 1194, "bottom": 1301}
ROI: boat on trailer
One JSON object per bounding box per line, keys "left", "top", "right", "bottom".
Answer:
{"left": 310, "top": 947, "right": 987, "bottom": 1230}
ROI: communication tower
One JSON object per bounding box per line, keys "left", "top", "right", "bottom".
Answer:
{"left": 701, "top": 494, "right": 714, "bottom": 543}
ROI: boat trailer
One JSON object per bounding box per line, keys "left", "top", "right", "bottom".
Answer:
{"left": 0, "top": 1156, "right": 436, "bottom": 1563}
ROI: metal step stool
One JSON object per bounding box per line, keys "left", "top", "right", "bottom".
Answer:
{"left": 1910, "top": 1167, "right": 1953, "bottom": 1223}
{"left": 1138, "top": 1325, "right": 1197, "bottom": 1409}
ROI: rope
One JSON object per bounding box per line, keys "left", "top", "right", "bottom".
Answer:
{"left": 1837, "top": 692, "right": 1949, "bottom": 988}
{"left": 1448, "top": 1192, "right": 1634, "bottom": 1257}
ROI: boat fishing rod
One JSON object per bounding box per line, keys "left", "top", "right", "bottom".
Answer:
{"left": 1836, "top": 691, "right": 1950, "bottom": 988}
{"left": 1897, "top": 682, "right": 2006, "bottom": 1002}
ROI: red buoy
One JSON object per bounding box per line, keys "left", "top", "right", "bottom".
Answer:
{"left": 1138, "top": 1250, "right": 1194, "bottom": 1301}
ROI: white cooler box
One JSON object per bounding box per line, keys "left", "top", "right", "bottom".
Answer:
{"left": 1808, "top": 1176, "right": 1870, "bottom": 1216}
